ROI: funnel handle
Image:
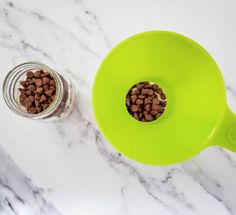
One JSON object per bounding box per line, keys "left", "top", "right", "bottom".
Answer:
{"left": 212, "top": 108, "right": 236, "bottom": 152}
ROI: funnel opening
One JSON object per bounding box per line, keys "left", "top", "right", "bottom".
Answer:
{"left": 125, "top": 81, "right": 167, "bottom": 122}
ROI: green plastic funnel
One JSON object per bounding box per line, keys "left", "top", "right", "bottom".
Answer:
{"left": 92, "top": 31, "right": 236, "bottom": 165}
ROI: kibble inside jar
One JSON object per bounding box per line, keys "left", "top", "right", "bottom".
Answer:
{"left": 126, "top": 82, "right": 167, "bottom": 122}
{"left": 19, "top": 70, "right": 56, "bottom": 114}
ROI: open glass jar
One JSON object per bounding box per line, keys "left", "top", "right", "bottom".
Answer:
{"left": 3, "top": 62, "right": 75, "bottom": 121}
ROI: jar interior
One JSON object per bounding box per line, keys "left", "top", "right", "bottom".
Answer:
{"left": 3, "top": 62, "right": 64, "bottom": 119}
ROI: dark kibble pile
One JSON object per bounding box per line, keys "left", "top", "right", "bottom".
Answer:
{"left": 19, "top": 70, "right": 56, "bottom": 114}
{"left": 126, "top": 82, "right": 167, "bottom": 122}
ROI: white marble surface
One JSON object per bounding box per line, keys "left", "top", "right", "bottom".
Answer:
{"left": 1, "top": 0, "right": 236, "bottom": 214}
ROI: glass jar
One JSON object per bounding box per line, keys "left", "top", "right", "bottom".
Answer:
{"left": 3, "top": 62, "right": 75, "bottom": 121}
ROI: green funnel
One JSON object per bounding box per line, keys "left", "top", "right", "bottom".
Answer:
{"left": 92, "top": 31, "right": 236, "bottom": 165}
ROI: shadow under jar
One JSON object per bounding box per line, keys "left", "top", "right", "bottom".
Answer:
{"left": 3, "top": 62, "right": 75, "bottom": 121}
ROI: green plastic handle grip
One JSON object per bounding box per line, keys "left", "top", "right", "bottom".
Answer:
{"left": 211, "top": 107, "right": 236, "bottom": 151}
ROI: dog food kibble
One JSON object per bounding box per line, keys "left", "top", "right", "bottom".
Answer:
{"left": 18, "top": 70, "right": 56, "bottom": 114}
{"left": 126, "top": 82, "right": 167, "bottom": 122}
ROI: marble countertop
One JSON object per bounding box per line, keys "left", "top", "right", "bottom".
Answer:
{"left": 1, "top": 0, "right": 236, "bottom": 214}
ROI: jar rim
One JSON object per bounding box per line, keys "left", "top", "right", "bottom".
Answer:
{"left": 2, "top": 61, "right": 64, "bottom": 119}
